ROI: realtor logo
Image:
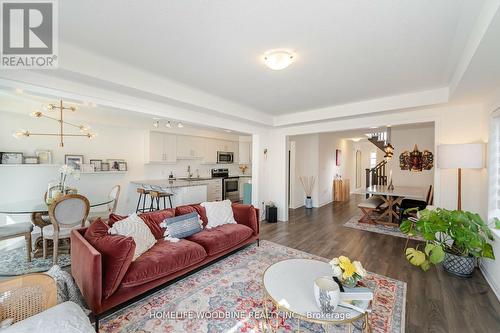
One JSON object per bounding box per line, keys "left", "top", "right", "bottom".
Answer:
{"left": 1, "top": 0, "right": 58, "bottom": 68}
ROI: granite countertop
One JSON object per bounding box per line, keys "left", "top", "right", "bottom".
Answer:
{"left": 131, "top": 178, "right": 213, "bottom": 188}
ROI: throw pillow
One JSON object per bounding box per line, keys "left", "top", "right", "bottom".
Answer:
{"left": 108, "top": 213, "right": 156, "bottom": 261}
{"left": 175, "top": 204, "right": 208, "bottom": 226}
{"left": 108, "top": 209, "right": 176, "bottom": 239}
{"left": 160, "top": 212, "right": 203, "bottom": 241}
{"left": 84, "top": 218, "right": 136, "bottom": 298}
{"left": 201, "top": 199, "right": 237, "bottom": 229}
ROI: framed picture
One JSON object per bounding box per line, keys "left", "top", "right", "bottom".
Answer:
{"left": 24, "top": 156, "right": 39, "bottom": 164}
{"left": 35, "top": 150, "right": 52, "bottom": 164}
{"left": 90, "top": 159, "right": 102, "bottom": 171}
{"left": 101, "top": 162, "right": 110, "bottom": 171}
{"left": 118, "top": 161, "right": 127, "bottom": 171}
{"left": 65, "top": 154, "right": 84, "bottom": 170}
{"left": 107, "top": 159, "right": 125, "bottom": 171}
{"left": 336, "top": 149, "right": 342, "bottom": 166}
{"left": 0, "top": 152, "right": 23, "bottom": 164}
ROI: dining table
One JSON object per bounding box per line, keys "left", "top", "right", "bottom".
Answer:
{"left": 361, "top": 185, "right": 427, "bottom": 226}
{"left": 0, "top": 194, "right": 113, "bottom": 257}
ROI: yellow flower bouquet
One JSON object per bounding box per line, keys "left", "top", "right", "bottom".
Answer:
{"left": 329, "top": 255, "right": 366, "bottom": 288}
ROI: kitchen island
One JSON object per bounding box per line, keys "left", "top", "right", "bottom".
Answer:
{"left": 130, "top": 178, "right": 220, "bottom": 208}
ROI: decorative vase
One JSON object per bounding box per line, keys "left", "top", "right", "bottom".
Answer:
{"left": 314, "top": 276, "right": 340, "bottom": 313}
{"left": 341, "top": 276, "right": 359, "bottom": 288}
{"left": 442, "top": 252, "right": 476, "bottom": 278}
{"left": 305, "top": 197, "right": 313, "bottom": 209}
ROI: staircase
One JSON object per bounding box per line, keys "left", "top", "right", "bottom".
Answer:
{"left": 367, "top": 131, "right": 387, "bottom": 152}
{"left": 365, "top": 160, "right": 388, "bottom": 197}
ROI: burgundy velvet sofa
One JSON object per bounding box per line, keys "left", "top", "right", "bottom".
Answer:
{"left": 70, "top": 203, "right": 259, "bottom": 317}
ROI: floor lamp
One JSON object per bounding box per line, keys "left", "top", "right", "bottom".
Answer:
{"left": 437, "top": 143, "right": 485, "bottom": 210}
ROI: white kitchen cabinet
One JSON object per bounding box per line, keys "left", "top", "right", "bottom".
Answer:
{"left": 201, "top": 138, "right": 217, "bottom": 164}
{"left": 146, "top": 131, "right": 177, "bottom": 163}
{"left": 177, "top": 135, "right": 204, "bottom": 159}
{"left": 238, "top": 141, "right": 251, "bottom": 164}
{"left": 207, "top": 179, "right": 223, "bottom": 201}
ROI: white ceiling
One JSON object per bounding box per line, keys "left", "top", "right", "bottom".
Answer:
{"left": 59, "top": 0, "right": 485, "bottom": 115}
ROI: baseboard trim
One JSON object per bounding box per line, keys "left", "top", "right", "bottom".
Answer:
{"left": 479, "top": 262, "right": 500, "bottom": 301}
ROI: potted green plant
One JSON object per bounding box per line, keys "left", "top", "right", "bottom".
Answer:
{"left": 400, "top": 208, "right": 495, "bottom": 277}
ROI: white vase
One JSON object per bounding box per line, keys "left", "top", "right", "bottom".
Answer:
{"left": 313, "top": 276, "right": 340, "bottom": 314}
{"left": 305, "top": 197, "right": 313, "bottom": 209}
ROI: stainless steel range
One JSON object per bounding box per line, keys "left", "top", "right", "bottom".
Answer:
{"left": 211, "top": 168, "right": 239, "bottom": 202}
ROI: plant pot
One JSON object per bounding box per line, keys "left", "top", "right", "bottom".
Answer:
{"left": 305, "top": 197, "right": 313, "bottom": 209}
{"left": 442, "top": 252, "right": 476, "bottom": 278}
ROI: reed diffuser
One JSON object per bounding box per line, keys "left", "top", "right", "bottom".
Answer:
{"left": 300, "top": 176, "right": 316, "bottom": 209}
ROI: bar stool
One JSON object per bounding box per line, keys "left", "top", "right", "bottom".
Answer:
{"left": 149, "top": 191, "right": 173, "bottom": 211}
{"left": 136, "top": 188, "right": 153, "bottom": 213}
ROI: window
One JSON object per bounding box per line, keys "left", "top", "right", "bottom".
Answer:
{"left": 488, "top": 109, "right": 500, "bottom": 230}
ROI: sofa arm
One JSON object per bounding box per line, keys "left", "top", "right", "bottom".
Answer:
{"left": 232, "top": 204, "right": 259, "bottom": 236}
{"left": 70, "top": 229, "right": 102, "bottom": 314}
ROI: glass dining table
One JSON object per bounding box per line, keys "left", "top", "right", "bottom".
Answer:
{"left": 0, "top": 194, "right": 113, "bottom": 257}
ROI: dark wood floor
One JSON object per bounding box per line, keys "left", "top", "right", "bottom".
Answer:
{"left": 260, "top": 195, "right": 500, "bottom": 333}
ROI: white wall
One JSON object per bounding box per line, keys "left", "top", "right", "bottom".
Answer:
{"left": 289, "top": 133, "right": 354, "bottom": 208}
{"left": 258, "top": 103, "right": 489, "bottom": 222}
{"left": 385, "top": 125, "right": 435, "bottom": 188}
{"left": 0, "top": 111, "right": 246, "bottom": 225}
{"left": 289, "top": 134, "right": 319, "bottom": 208}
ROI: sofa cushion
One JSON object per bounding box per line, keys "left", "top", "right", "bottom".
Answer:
{"left": 108, "top": 209, "right": 175, "bottom": 239}
{"left": 84, "top": 219, "right": 136, "bottom": 299}
{"left": 185, "top": 224, "right": 253, "bottom": 256}
{"left": 175, "top": 204, "right": 208, "bottom": 227}
{"left": 120, "top": 239, "right": 207, "bottom": 287}
{"left": 232, "top": 204, "right": 259, "bottom": 235}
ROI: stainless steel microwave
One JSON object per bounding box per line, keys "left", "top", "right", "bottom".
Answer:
{"left": 217, "top": 151, "right": 234, "bottom": 164}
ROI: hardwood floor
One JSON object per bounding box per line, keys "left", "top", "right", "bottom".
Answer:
{"left": 260, "top": 195, "right": 500, "bottom": 333}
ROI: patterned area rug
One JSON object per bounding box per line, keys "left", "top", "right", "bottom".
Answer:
{"left": 344, "top": 213, "right": 424, "bottom": 241}
{"left": 0, "top": 247, "right": 70, "bottom": 276}
{"left": 100, "top": 241, "right": 406, "bottom": 333}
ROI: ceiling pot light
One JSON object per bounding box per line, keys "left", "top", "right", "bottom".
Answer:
{"left": 15, "top": 88, "right": 23, "bottom": 94}
{"left": 263, "top": 50, "right": 294, "bottom": 70}
{"left": 177, "top": 122, "right": 184, "bottom": 128}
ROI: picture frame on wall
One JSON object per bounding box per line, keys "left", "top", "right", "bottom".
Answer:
{"left": 101, "top": 162, "right": 110, "bottom": 171}
{"left": 24, "top": 156, "right": 39, "bottom": 164}
{"left": 336, "top": 149, "right": 342, "bottom": 166}
{"left": 35, "top": 150, "right": 52, "bottom": 164}
{"left": 90, "top": 159, "right": 102, "bottom": 171}
{"left": 118, "top": 161, "right": 127, "bottom": 171}
{"left": 65, "top": 154, "right": 84, "bottom": 170}
{"left": 0, "top": 152, "right": 23, "bottom": 164}
{"left": 107, "top": 159, "right": 125, "bottom": 171}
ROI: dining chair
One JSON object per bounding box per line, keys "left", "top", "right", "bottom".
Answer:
{"left": 87, "top": 185, "right": 121, "bottom": 222}
{"left": 43, "top": 194, "right": 90, "bottom": 264}
{"left": 0, "top": 222, "right": 33, "bottom": 262}
{"left": 0, "top": 273, "right": 57, "bottom": 324}
{"left": 399, "top": 185, "right": 433, "bottom": 222}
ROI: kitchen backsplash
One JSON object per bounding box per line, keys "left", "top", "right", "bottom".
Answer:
{"left": 144, "top": 159, "right": 251, "bottom": 179}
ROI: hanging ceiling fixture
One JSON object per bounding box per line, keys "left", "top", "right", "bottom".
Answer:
{"left": 263, "top": 50, "right": 295, "bottom": 70}
{"left": 13, "top": 100, "right": 96, "bottom": 147}
{"left": 383, "top": 126, "right": 394, "bottom": 159}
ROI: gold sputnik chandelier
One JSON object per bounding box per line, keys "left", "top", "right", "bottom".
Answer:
{"left": 13, "top": 100, "right": 97, "bottom": 147}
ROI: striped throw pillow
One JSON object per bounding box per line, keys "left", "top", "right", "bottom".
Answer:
{"left": 160, "top": 212, "right": 202, "bottom": 240}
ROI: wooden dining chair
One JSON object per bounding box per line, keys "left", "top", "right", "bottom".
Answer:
{"left": 87, "top": 185, "right": 121, "bottom": 222}
{"left": 0, "top": 273, "right": 57, "bottom": 324}
{"left": 43, "top": 194, "right": 90, "bottom": 264}
{"left": 0, "top": 222, "right": 33, "bottom": 262}
{"left": 399, "top": 185, "right": 433, "bottom": 222}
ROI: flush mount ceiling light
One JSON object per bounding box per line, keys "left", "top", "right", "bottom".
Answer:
{"left": 263, "top": 50, "right": 295, "bottom": 70}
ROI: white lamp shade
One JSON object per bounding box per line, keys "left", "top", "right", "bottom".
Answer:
{"left": 437, "top": 143, "right": 485, "bottom": 169}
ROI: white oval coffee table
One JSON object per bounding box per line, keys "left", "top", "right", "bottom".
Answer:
{"left": 262, "top": 258, "right": 371, "bottom": 332}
